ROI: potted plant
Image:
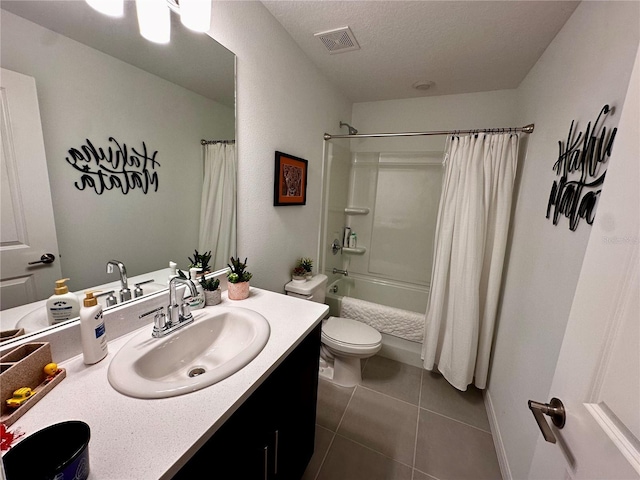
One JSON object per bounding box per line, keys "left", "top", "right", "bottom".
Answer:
{"left": 200, "top": 276, "right": 221, "bottom": 306}
{"left": 291, "top": 265, "right": 307, "bottom": 283}
{"left": 299, "top": 257, "right": 313, "bottom": 279}
{"left": 227, "top": 256, "right": 252, "bottom": 300}
{"left": 188, "top": 249, "right": 212, "bottom": 276}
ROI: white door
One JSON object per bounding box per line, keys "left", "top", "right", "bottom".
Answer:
{"left": 528, "top": 48, "right": 640, "bottom": 479}
{"left": 1, "top": 68, "right": 62, "bottom": 310}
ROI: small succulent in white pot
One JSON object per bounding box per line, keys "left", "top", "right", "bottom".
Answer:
{"left": 200, "top": 276, "right": 221, "bottom": 306}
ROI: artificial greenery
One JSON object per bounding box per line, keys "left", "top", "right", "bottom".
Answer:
{"left": 227, "top": 256, "right": 253, "bottom": 284}
{"left": 298, "top": 257, "right": 313, "bottom": 273}
{"left": 188, "top": 249, "right": 212, "bottom": 273}
{"left": 292, "top": 265, "right": 307, "bottom": 278}
{"left": 200, "top": 276, "right": 220, "bottom": 291}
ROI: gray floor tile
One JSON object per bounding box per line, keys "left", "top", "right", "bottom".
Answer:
{"left": 337, "top": 386, "right": 418, "bottom": 465}
{"left": 415, "top": 409, "right": 502, "bottom": 480}
{"left": 317, "top": 434, "right": 413, "bottom": 480}
{"left": 302, "top": 425, "right": 334, "bottom": 480}
{"left": 420, "top": 371, "right": 490, "bottom": 432}
{"left": 316, "top": 377, "right": 355, "bottom": 432}
{"left": 362, "top": 355, "right": 423, "bottom": 405}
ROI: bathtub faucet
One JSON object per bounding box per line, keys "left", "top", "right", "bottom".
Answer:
{"left": 333, "top": 268, "right": 348, "bottom": 276}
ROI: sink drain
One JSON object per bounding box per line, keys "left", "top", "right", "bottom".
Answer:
{"left": 188, "top": 366, "right": 206, "bottom": 377}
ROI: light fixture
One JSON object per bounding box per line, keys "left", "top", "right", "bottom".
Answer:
{"left": 86, "top": 0, "right": 124, "bottom": 17}
{"left": 86, "top": 0, "right": 212, "bottom": 44}
{"left": 169, "top": 0, "right": 212, "bottom": 33}
{"left": 136, "top": 0, "right": 171, "bottom": 44}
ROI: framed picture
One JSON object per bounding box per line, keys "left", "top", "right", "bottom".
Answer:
{"left": 274, "top": 151, "right": 308, "bottom": 206}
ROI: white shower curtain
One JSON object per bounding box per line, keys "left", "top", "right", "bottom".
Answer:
{"left": 198, "top": 143, "right": 237, "bottom": 271}
{"left": 422, "top": 133, "right": 519, "bottom": 391}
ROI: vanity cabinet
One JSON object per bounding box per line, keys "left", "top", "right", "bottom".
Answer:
{"left": 173, "top": 323, "right": 321, "bottom": 480}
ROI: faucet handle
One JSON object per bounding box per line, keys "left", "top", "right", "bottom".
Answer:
{"left": 120, "top": 287, "right": 132, "bottom": 302}
{"left": 180, "top": 302, "right": 193, "bottom": 322}
{"left": 96, "top": 290, "right": 117, "bottom": 307}
{"left": 152, "top": 312, "right": 167, "bottom": 337}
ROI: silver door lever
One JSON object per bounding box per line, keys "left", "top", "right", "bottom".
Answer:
{"left": 528, "top": 397, "right": 565, "bottom": 444}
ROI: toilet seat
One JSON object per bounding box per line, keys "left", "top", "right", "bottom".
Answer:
{"left": 322, "top": 316, "right": 382, "bottom": 355}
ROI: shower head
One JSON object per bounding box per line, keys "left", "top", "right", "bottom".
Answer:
{"left": 339, "top": 121, "right": 358, "bottom": 135}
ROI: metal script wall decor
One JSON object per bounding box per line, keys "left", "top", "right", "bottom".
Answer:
{"left": 65, "top": 137, "right": 160, "bottom": 195}
{"left": 546, "top": 105, "right": 617, "bottom": 231}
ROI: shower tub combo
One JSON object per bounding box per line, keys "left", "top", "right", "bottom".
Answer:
{"left": 325, "top": 275, "right": 428, "bottom": 367}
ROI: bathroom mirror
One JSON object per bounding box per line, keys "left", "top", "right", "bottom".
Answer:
{"left": 0, "top": 1, "right": 236, "bottom": 343}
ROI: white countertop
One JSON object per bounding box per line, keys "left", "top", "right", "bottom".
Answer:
{"left": 2, "top": 287, "right": 328, "bottom": 479}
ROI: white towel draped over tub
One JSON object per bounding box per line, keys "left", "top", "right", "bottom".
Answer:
{"left": 422, "top": 133, "right": 519, "bottom": 391}
{"left": 341, "top": 296, "right": 425, "bottom": 342}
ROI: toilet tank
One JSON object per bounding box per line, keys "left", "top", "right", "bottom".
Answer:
{"left": 284, "top": 274, "right": 328, "bottom": 303}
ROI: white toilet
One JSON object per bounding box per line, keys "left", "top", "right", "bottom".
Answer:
{"left": 285, "top": 274, "right": 382, "bottom": 387}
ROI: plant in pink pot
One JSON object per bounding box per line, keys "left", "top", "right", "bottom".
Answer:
{"left": 226, "top": 257, "right": 252, "bottom": 300}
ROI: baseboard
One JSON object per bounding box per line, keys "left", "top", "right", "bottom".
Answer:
{"left": 484, "top": 389, "right": 513, "bottom": 480}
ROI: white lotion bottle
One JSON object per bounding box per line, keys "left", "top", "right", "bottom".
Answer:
{"left": 80, "top": 291, "right": 108, "bottom": 365}
{"left": 46, "top": 278, "right": 80, "bottom": 325}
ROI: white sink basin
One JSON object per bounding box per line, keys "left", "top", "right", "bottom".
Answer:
{"left": 107, "top": 306, "right": 271, "bottom": 399}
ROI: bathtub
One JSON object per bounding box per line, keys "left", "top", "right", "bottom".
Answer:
{"left": 325, "top": 275, "right": 428, "bottom": 367}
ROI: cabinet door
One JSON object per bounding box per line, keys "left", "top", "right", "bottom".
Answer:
{"left": 173, "top": 323, "right": 321, "bottom": 480}
{"left": 272, "top": 324, "right": 321, "bottom": 480}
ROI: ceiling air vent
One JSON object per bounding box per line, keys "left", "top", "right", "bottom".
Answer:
{"left": 314, "top": 26, "right": 360, "bottom": 54}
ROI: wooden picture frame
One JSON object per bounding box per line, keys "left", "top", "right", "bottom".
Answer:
{"left": 274, "top": 151, "right": 308, "bottom": 206}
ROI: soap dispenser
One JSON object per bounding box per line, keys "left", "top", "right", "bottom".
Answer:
{"left": 45, "top": 278, "right": 80, "bottom": 325}
{"left": 168, "top": 261, "right": 179, "bottom": 284}
{"left": 188, "top": 268, "right": 205, "bottom": 310}
{"left": 80, "top": 290, "right": 108, "bottom": 365}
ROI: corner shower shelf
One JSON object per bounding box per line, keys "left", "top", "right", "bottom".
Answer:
{"left": 342, "top": 247, "right": 366, "bottom": 255}
{"left": 344, "top": 207, "right": 370, "bottom": 215}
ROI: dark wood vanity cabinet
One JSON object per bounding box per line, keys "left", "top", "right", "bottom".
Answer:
{"left": 173, "top": 323, "right": 321, "bottom": 480}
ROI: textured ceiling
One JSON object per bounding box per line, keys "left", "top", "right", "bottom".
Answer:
{"left": 262, "top": 1, "right": 580, "bottom": 103}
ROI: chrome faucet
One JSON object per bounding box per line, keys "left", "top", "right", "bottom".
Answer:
{"left": 333, "top": 268, "right": 348, "bottom": 276}
{"left": 106, "top": 260, "right": 131, "bottom": 302}
{"left": 152, "top": 277, "right": 198, "bottom": 338}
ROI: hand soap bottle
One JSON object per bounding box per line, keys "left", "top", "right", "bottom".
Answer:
{"left": 46, "top": 278, "right": 80, "bottom": 325}
{"left": 80, "top": 291, "right": 108, "bottom": 365}
{"left": 168, "top": 261, "right": 179, "bottom": 284}
{"left": 188, "top": 268, "right": 205, "bottom": 310}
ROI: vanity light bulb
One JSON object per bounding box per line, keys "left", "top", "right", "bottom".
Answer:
{"left": 179, "top": 0, "right": 212, "bottom": 33}
{"left": 135, "top": 0, "right": 171, "bottom": 44}
{"left": 86, "top": 0, "right": 124, "bottom": 17}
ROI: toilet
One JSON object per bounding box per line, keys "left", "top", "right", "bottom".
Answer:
{"left": 285, "top": 274, "right": 382, "bottom": 387}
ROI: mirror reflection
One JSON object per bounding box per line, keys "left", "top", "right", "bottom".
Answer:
{"left": 0, "top": 1, "right": 236, "bottom": 343}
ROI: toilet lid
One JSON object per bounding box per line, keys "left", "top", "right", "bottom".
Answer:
{"left": 322, "top": 316, "right": 382, "bottom": 346}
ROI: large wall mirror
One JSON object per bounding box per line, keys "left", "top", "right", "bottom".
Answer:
{"left": 0, "top": 1, "right": 236, "bottom": 345}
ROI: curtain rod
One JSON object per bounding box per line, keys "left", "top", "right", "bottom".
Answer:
{"left": 201, "top": 139, "right": 235, "bottom": 145}
{"left": 323, "top": 123, "right": 534, "bottom": 140}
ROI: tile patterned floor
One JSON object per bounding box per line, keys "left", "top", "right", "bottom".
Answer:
{"left": 302, "top": 355, "right": 502, "bottom": 480}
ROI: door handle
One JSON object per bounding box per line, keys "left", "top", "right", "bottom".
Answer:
{"left": 528, "top": 397, "right": 565, "bottom": 444}
{"left": 28, "top": 253, "right": 56, "bottom": 265}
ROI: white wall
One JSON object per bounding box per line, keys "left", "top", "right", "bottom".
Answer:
{"left": 1, "top": 11, "right": 234, "bottom": 292}
{"left": 206, "top": 2, "right": 352, "bottom": 293}
{"left": 352, "top": 89, "right": 519, "bottom": 153}
{"left": 488, "top": 2, "right": 639, "bottom": 479}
